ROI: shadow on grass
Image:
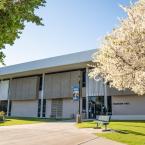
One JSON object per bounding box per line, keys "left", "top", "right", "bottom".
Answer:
{"left": 114, "top": 129, "right": 145, "bottom": 136}
{"left": 111, "top": 120, "right": 145, "bottom": 123}
{"left": 0, "top": 119, "right": 11, "bottom": 124}
{"left": 117, "top": 124, "right": 145, "bottom": 129}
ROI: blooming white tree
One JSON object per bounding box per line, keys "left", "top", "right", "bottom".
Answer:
{"left": 90, "top": 0, "right": 145, "bottom": 95}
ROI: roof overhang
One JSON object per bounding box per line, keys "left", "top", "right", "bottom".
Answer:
{"left": 0, "top": 49, "right": 96, "bottom": 79}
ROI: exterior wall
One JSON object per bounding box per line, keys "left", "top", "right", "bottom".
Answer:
{"left": 10, "top": 76, "right": 39, "bottom": 100}
{"left": 44, "top": 71, "right": 80, "bottom": 99}
{"left": 11, "top": 100, "right": 38, "bottom": 117}
{"left": 0, "top": 80, "right": 9, "bottom": 100}
{"left": 63, "top": 99, "right": 79, "bottom": 118}
{"left": 112, "top": 95, "right": 145, "bottom": 115}
{"left": 111, "top": 115, "right": 145, "bottom": 120}
{"left": 45, "top": 100, "right": 52, "bottom": 117}
{"left": 45, "top": 99, "right": 79, "bottom": 118}
{"left": 107, "top": 87, "right": 134, "bottom": 96}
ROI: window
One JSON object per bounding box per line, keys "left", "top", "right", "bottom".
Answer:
{"left": 8, "top": 101, "right": 12, "bottom": 116}
{"left": 37, "top": 99, "right": 41, "bottom": 117}
{"left": 82, "top": 70, "right": 86, "bottom": 87}
{"left": 82, "top": 97, "right": 86, "bottom": 113}
{"left": 107, "top": 96, "right": 112, "bottom": 115}
{"left": 39, "top": 76, "right": 42, "bottom": 91}
{"left": 42, "top": 99, "right": 46, "bottom": 117}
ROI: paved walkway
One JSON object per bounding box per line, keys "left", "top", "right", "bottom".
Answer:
{"left": 0, "top": 122, "right": 125, "bottom": 145}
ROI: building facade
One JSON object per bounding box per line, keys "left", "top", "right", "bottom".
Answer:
{"left": 0, "top": 49, "right": 145, "bottom": 120}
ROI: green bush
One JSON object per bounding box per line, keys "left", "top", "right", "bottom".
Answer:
{"left": 0, "top": 111, "right": 5, "bottom": 122}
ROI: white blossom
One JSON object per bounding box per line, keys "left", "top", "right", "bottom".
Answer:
{"left": 90, "top": 0, "right": 145, "bottom": 95}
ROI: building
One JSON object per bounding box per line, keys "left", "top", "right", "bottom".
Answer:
{"left": 0, "top": 49, "right": 145, "bottom": 120}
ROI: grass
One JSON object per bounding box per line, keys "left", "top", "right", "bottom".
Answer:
{"left": 77, "top": 120, "right": 96, "bottom": 128}
{"left": 0, "top": 117, "right": 69, "bottom": 126}
{"left": 77, "top": 120, "right": 145, "bottom": 145}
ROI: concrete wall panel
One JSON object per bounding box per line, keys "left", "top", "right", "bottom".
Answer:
{"left": 70, "top": 71, "right": 80, "bottom": 97}
{"left": 46, "top": 99, "right": 79, "bottom": 118}
{"left": 112, "top": 95, "right": 145, "bottom": 115}
{"left": 44, "top": 71, "right": 80, "bottom": 99}
{"left": 52, "top": 74, "right": 61, "bottom": 98}
{"left": 60, "top": 72, "right": 71, "bottom": 98}
{"left": 46, "top": 100, "right": 51, "bottom": 117}
{"left": 111, "top": 115, "right": 145, "bottom": 120}
{"left": 11, "top": 100, "right": 38, "bottom": 117}
{"left": 63, "top": 99, "right": 79, "bottom": 118}
{"left": 10, "top": 76, "right": 39, "bottom": 100}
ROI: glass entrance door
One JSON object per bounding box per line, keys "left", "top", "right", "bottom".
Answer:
{"left": 88, "top": 96, "right": 104, "bottom": 119}
{"left": 88, "top": 96, "right": 112, "bottom": 119}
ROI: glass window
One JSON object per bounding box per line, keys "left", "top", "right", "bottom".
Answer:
{"left": 39, "top": 76, "right": 42, "bottom": 91}
{"left": 43, "top": 99, "right": 46, "bottom": 117}
{"left": 88, "top": 96, "right": 112, "bottom": 118}
{"left": 82, "top": 70, "right": 86, "bottom": 87}
{"left": 82, "top": 97, "right": 86, "bottom": 113}
{"left": 37, "top": 99, "right": 41, "bottom": 117}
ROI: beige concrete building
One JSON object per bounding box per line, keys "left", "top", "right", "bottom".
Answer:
{"left": 0, "top": 49, "right": 145, "bottom": 120}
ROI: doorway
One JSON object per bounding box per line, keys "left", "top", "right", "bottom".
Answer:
{"left": 88, "top": 96, "right": 112, "bottom": 119}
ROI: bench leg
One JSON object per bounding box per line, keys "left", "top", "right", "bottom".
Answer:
{"left": 104, "top": 125, "right": 107, "bottom": 131}
{"left": 95, "top": 122, "right": 101, "bottom": 129}
{"left": 97, "top": 122, "right": 99, "bottom": 128}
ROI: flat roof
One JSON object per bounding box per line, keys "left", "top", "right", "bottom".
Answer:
{"left": 0, "top": 49, "right": 96, "bottom": 77}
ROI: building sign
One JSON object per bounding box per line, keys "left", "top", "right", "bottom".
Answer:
{"left": 72, "top": 85, "right": 79, "bottom": 101}
{"left": 113, "top": 102, "right": 130, "bottom": 105}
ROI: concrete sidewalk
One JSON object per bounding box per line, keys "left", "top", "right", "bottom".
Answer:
{"left": 0, "top": 122, "right": 125, "bottom": 145}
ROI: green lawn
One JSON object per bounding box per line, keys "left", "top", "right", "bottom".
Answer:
{"left": 0, "top": 117, "right": 67, "bottom": 126}
{"left": 77, "top": 120, "right": 145, "bottom": 145}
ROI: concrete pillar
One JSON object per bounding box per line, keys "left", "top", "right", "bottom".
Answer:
{"left": 86, "top": 67, "right": 89, "bottom": 119}
{"left": 40, "top": 73, "right": 45, "bottom": 118}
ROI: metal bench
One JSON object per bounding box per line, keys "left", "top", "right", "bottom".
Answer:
{"left": 96, "top": 115, "right": 111, "bottom": 131}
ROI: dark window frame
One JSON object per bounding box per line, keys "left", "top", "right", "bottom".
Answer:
{"left": 39, "top": 76, "right": 42, "bottom": 91}
{"left": 37, "top": 99, "right": 41, "bottom": 117}
{"left": 42, "top": 99, "right": 46, "bottom": 117}
{"left": 82, "top": 70, "right": 86, "bottom": 87}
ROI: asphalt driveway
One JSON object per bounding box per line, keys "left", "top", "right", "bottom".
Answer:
{"left": 0, "top": 122, "right": 125, "bottom": 145}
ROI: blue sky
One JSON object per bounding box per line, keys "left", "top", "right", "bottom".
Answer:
{"left": 4, "top": 0, "right": 136, "bottom": 66}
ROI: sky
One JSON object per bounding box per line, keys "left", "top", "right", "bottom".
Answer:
{"left": 3, "top": 0, "right": 136, "bottom": 66}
